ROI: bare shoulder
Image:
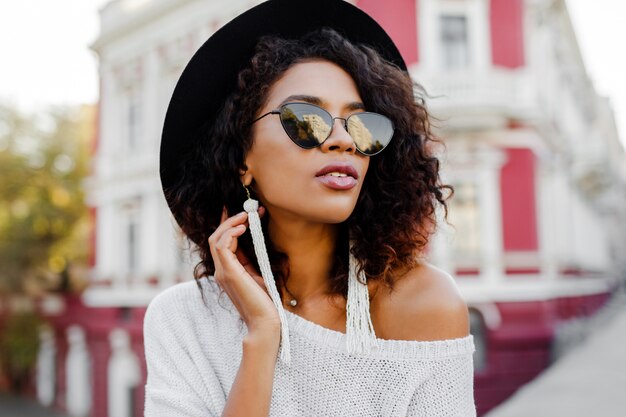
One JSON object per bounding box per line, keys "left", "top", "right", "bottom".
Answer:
{"left": 373, "top": 262, "right": 470, "bottom": 341}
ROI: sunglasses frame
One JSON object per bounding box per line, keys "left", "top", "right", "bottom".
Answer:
{"left": 250, "top": 102, "right": 395, "bottom": 156}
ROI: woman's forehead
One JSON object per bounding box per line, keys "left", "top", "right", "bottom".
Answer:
{"left": 276, "top": 94, "right": 365, "bottom": 112}
{"left": 265, "top": 60, "right": 363, "bottom": 109}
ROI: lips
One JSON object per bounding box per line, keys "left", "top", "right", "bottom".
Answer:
{"left": 315, "top": 163, "right": 359, "bottom": 179}
{"left": 315, "top": 162, "right": 359, "bottom": 190}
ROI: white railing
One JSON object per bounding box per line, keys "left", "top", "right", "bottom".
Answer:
{"left": 412, "top": 69, "right": 536, "bottom": 119}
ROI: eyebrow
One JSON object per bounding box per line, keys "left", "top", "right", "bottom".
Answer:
{"left": 278, "top": 94, "right": 366, "bottom": 111}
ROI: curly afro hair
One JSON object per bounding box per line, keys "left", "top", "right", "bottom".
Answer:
{"left": 166, "top": 27, "right": 453, "bottom": 302}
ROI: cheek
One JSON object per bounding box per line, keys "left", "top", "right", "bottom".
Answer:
{"left": 249, "top": 141, "right": 306, "bottom": 201}
{"left": 361, "top": 158, "right": 370, "bottom": 179}
{"left": 256, "top": 161, "right": 302, "bottom": 200}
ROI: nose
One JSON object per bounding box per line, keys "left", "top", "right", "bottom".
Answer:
{"left": 320, "top": 117, "right": 356, "bottom": 154}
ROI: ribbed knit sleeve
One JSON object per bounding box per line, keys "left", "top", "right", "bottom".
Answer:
{"left": 144, "top": 283, "right": 228, "bottom": 417}
{"left": 406, "top": 353, "right": 476, "bottom": 416}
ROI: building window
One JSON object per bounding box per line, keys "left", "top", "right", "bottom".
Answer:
{"left": 449, "top": 182, "right": 481, "bottom": 267}
{"left": 126, "top": 90, "right": 141, "bottom": 150}
{"left": 127, "top": 219, "right": 138, "bottom": 273}
{"left": 120, "top": 197, "right": 141, "bottom": 280}
{"left": 440, "top": 14, "right": 470, "bottom": 69}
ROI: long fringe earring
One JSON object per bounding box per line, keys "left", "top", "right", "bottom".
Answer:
{"left": 346, "top": 237, "right": 378, "bottom": 355}
{"left": 242, "top": 184, "right": 292, "bottom": 364}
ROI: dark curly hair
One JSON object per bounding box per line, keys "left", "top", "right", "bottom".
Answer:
{"left": 167, "top": 27, "right": 452, "bottom": 302}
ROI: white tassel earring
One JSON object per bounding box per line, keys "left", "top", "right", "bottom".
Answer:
{"left": 242, "top": 184, "right": 292, "bottom": 364}
{"left": 346, "top": 239, "right": 378, "bottom": 355}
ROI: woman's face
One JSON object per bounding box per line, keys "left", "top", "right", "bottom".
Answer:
{"left": 243, "top": 59, "right": 370, "bottom": 224}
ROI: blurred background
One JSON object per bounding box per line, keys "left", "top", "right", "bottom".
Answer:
{"left": 1, "top": 0, "right": 625, "bottom": 416}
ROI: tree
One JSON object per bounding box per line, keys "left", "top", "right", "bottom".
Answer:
{"left": 0, "top": 311, "right": 44, "bottom": 393}
{"left": 0, "top": 103, "right": 93, "bottom": 294}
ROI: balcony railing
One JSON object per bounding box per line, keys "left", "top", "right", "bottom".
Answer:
{"left": 412, "top": 69, "right": 537, "bottom": 124}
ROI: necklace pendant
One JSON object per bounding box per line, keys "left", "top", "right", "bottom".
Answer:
{"left": 289, "top": 299, "right": 297, "bottom": 307}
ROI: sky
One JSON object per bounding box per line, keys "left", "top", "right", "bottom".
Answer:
{"left": 0, "top": 0, "right": 109, "bottom": 111}
{"left": 0, "top": 0, "right": 624, "bottom": 143}
{"left": 567, "top": 0, "right": 626, "bottom": 140}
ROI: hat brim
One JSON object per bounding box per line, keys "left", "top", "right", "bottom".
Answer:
{"left": 160, "top": 0, "right": 407, "bottom": 217}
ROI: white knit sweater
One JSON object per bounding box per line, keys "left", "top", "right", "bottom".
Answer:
{"left": 144, "top": 278, "right": 477, "bottom": 416}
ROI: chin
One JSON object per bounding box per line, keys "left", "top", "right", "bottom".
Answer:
{"left": 263, "top": 188, "right": 360, "bottom": 223}
{"left": 311, "top": 202, "right": 358, "bottom": 224}
{"left": 320, "top": 213, "right": 353, "bottom": 224}
{"left": 275, "top": 202, "right": 357, "bottom": 223}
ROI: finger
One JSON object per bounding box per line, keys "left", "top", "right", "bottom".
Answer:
{"left": 220, "top": 206, "right": 228, "bottom": 224}
{"left": 226, "top": 208, "right": 270, "bottom": 296}
{"left": 216, "top": 230, "right": 259, "bottom": 294}
{"left": 209, "top": 211, "right": 247, "bottom": 248}
{"left": 233, "top": 205, "right": 265, "bottom": 272}
{"left": 210, "top": 217, "right": 244, "bottom": 269}
{"left": 212, "top": 229, "right": 248, "bottom": 291}
{"left": 238, "top": 205, "right": 266, "bottom": 230}
{"left": 215, "top": 223, "right": 247, "bottom": 259}
{"left": 225, "top": 207, "right": 265, "bottom": 231}
{"left": 219, "top": 247, "right": 269, "bottom": 300}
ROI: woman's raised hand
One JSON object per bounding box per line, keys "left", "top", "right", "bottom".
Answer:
{"left": 209, "top": 206, "right": 281, "bottom": 337}
{"left": 210, "top": 207, "right": 281, "bottom": 417}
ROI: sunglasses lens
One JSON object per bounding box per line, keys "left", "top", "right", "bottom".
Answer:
{"left": 279, "top": 103, "right": 394, "bottom": 155}
{"left": 347, "top": 113, "right": 394, "bottom": 155}
{"left": 280, "top": 103, "right": 332, "bottom": 148}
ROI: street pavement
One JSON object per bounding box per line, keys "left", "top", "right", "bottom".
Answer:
{"left": 485, "top": 290, "right": 626, "bottom": 417}
{"left": 0, "top": 393, "right": 67, "bottom": 417}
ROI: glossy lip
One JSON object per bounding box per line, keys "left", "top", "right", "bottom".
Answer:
{"left": 315, "top": 175, "right": 357, "bottom": 190}
{"left": 315, "top": 162, "right": 359, "bottom": 179}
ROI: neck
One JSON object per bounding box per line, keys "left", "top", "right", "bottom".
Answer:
{"left": 267, "top": 213, "right": 340, "bottom": 303}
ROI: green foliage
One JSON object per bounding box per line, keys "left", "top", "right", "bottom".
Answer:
{"left": 0, "top": 104, "right": 92, "bottom": 293}
{"left": 0, "top": 311, "right": 44, "bottom": 393}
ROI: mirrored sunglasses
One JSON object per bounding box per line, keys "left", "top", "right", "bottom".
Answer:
{"left": 251, "top": 102, "right": 395, "bottom": 156}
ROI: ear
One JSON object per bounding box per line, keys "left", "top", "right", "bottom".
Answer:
{"left": 239, "top": 166, "right": 254, "bottom": 187}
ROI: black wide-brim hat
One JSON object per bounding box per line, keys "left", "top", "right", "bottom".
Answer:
{"left": 160, "top": 0, "right": 407, "bottom": 219}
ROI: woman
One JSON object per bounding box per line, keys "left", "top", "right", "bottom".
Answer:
{"left": 145, "top": 0, "right": 476, "bottom": 416}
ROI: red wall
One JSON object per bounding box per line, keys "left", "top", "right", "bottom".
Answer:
{"left": 500, "top": 148, "right": 538, "bottom": 251}
{"left": 356, "top": 0, "right": 419, "bottom": 66}
{"left": 490, "top": 0, "right": 525, "bottom": 68}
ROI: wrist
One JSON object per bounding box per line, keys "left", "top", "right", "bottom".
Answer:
{"left": 244, "top": 326, "right": 281, "bottom": 351}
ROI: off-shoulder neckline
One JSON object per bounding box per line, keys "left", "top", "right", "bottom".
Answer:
{"left": 197, "top": 277, "right": 474, "bottom": 360}
{"left": 283, "top": 308, "right": 474, "bottom": 360}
